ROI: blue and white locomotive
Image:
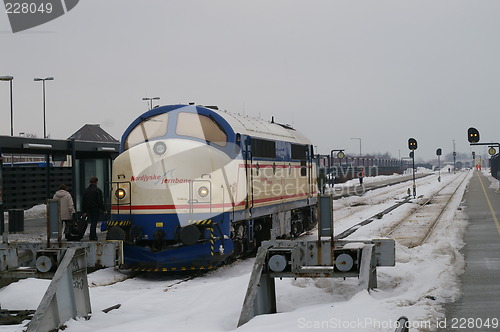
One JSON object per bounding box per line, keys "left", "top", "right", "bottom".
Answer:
{"left": 108, "top": 104, "right": 317, "bottom": 271}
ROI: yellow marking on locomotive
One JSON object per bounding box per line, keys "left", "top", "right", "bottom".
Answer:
{"left": 210, "top": 227, "right": 215, "bottom": 256}
{"left": 125, "top": 265, "right": 215, "bottom": 272}
{"left": 155, "top": 222, "right": 164, "bottom": 227}
{"left": 187, "top": 219, "right": 213, "bottom": 225}
{"left": 107, "top": 220, "right": 132, "bottom": 227}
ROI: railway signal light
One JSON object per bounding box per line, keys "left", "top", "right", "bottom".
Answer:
{"left": 437, "top": 148, "right": 442, "bottom": 182}
{"left": 408, "top": 138, "right": 417, "bottom": 150}
{"left": 468, "top": 127, "right": 480, "bottom": 143}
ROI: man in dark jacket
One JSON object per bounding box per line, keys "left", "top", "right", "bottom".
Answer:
{"left": 82, "top": 176, "right": 105, "bottom": 241}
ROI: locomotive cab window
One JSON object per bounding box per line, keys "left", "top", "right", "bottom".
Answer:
{"left": 251, "top": 139, "right": 276, "bottom": 159}
{"left": 291, "top": 144, "right": 307, "bottom": 177}
{"left": 176, "top": 112, "right": 227, "bottom": 147}
{"left": 291, "top": 144, "right": 307, "bottom": 161}
{"left": 124, "top": 113, "right": 169, "bottom": 151}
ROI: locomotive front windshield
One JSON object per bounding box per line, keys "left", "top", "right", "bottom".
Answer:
{"left": 123, "top": 111, "right": 228, "bottom": 151}
{"left": 124, "top": 113, "right": 169, "bottom": 150}
{"left": 176, "top": 112, "right": 227, "bottom": 147}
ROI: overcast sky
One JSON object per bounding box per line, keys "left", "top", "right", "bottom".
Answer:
{"left": 1, "top": 0, "right": 500, "bottom": 161}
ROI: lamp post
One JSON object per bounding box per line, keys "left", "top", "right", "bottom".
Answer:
{"left": 34, "top": 77, "right": 54, "bottom": 138}
{"left": 351, "top": 137, "right": 361, "bottom": 156}
{"left": 0, "top": 76, "right": 14, "bottom": 136}
{"left": 143, "top": 97, "right": 160, "bottom": 110}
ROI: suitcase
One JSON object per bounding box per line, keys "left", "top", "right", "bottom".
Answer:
{"left": 65, "top": 215, "right": 88, "bottom": 241}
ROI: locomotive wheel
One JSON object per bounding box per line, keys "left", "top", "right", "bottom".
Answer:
{"left": 233, "top": 240, "right": 245, "bottom": 256}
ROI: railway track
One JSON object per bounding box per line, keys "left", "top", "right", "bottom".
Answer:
{"left": 328, "top": 172, "right": 432, "bottom": 200}
{"left": 332, "top": 171, "right": 470, "bottom": 244}
{"left": 332, "top": 173, "right": 436, "bottom": 225}
{"left": 384, "top": 171, "right": 470, "bottom": 247}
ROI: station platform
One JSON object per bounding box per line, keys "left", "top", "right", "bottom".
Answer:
{"left": 440, "top": 170, "right": 500, "bottom": 330}
{"left": 1, "top": 215, "right": 107, "bottom": 243}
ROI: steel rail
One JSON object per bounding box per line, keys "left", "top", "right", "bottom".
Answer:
{"left": 385, "top": 171, "right": 469, "bottom": 247}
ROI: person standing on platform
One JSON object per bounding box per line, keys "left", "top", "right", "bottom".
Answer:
{"left": 358, "top": 169, "right": 365, "bottom": 186}
{"left": 53, "top": 184, "right": 75, "bottom": 240}
{"left": 82, "top": 176, "right": 105, "bottom": 241}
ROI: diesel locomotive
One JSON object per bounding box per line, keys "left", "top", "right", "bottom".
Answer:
{"left": 107, "top": 104, "right": 317, "bottom": 271}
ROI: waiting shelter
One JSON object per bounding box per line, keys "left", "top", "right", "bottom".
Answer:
{"left": 0, "top": 124, "right": 120, "bottom": 232}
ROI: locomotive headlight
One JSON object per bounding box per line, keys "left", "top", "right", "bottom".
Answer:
{"left": 153, "top": 141, "right": 167, "bottom": 155}
{"left": 115, "top": 188, "right": 126, "bottom": 200}
{"left": 198, "top": 186, "right": 209, "bottom": 197}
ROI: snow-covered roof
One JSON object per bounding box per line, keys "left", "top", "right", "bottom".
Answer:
{"left": 212, "top": 108, "right": 312, "bottom": 145}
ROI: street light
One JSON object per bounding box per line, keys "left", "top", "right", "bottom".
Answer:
{"left": 34, "top": 77, "right": 54, "bottom": 138}
{"left": 0, "top": 75, "right": 14, "bottom": 136}
{"left": 143, "top": 97, "right": 160, "bottom": 110}
{"left": 351, "top": 137, "right": 361, "bottom": 156}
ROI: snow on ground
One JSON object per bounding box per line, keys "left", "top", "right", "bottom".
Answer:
{"left": 22, "top": 204, "right": 47, "bottom": 220}
{"left": 2, "top": 204, "right": 46, "bottom": 224}
{"left": 0, "top": 169, "right": 477, "bottom": 332}
{"left": 484, "top": 169, "right": 500, "bottom": 191}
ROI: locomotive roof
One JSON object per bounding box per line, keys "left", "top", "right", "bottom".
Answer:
{"left": 123, "top": 105, "right": 312, "bottom": 148}
{"left": 209, "top": 107, "right": 312, "bottom": 145}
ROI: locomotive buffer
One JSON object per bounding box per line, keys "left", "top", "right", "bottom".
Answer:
{"left": 237, "top": 194, "right": 395, "bottom": 327}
